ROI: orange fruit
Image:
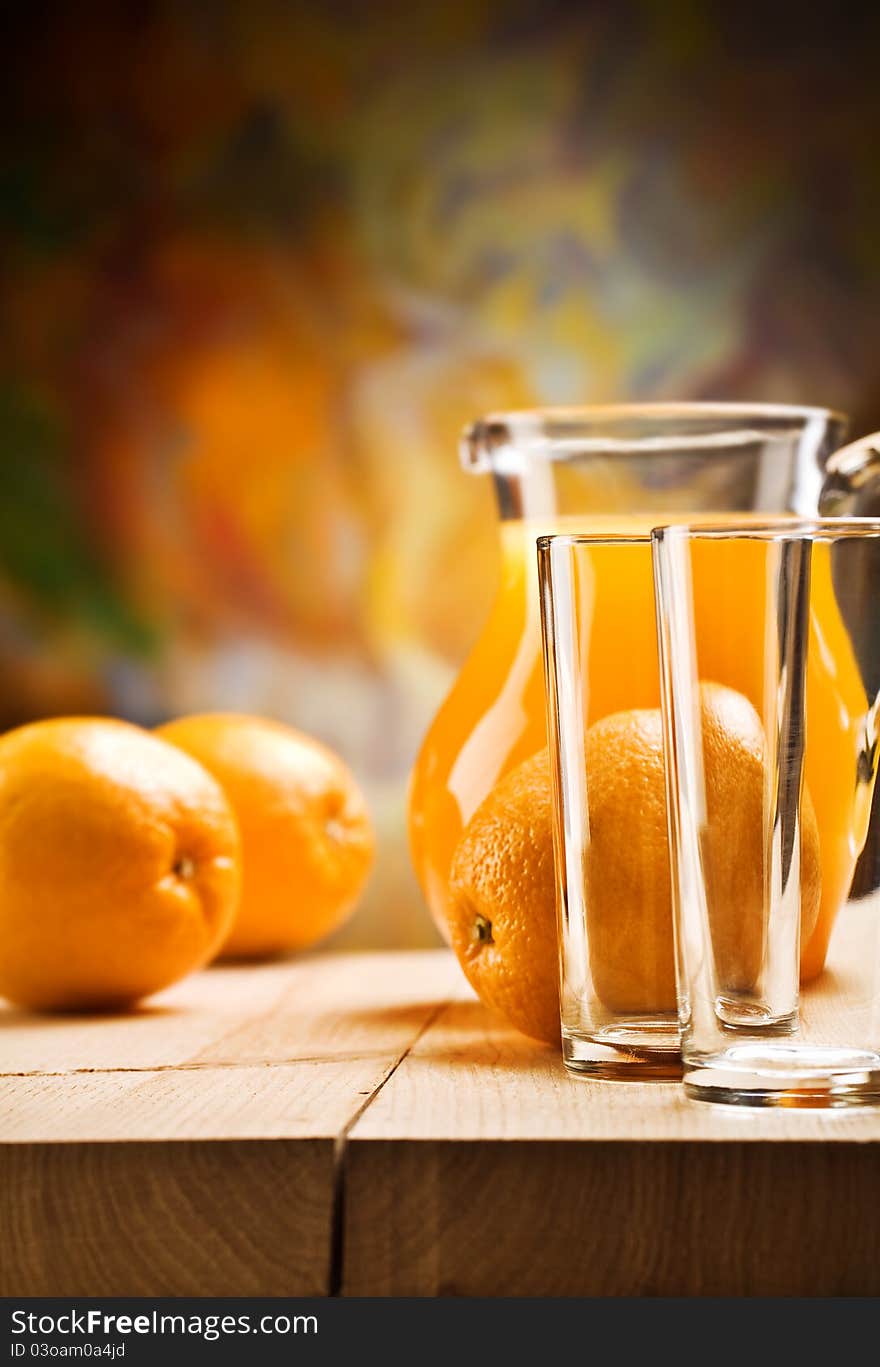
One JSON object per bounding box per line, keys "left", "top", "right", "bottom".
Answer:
{"left": 583, "top": 706, "right": 674, "bottom": 1014}
{"left": 0, "top": 717, "right": 240, "bottom": 1011}
{"left": 156, "top": 714, "right": 374, "bottom": 958}
{"left": 585, "top": 684, "right": 820, "bottom": 1011}
{"left": 448, "top": 751, "right": 559, "bottom": 1044}
{"left": 699, "top": 683, "right": 821, "bottom": 995}
{"left": 447, "top": 683, "right": 822, "bottom": 1041}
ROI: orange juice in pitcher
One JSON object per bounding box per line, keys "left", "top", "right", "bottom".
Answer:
{"left": 408, "top": 405, "right": 878, "bottom": 980}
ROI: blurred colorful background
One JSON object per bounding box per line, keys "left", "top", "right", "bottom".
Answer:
{"left": 3, "top": 1, "right": 880, "bottom": 946}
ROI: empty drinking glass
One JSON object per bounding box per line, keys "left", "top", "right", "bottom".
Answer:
{"left": 539, "top": 532, "right": 681, "bottom": 1077}
{"left": 653, "top": 521, "right": 880, "bottom": 1105}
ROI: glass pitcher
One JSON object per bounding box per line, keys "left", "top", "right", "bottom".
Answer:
{"left": 408, "top": 402, "right": 880, "bottom": 981}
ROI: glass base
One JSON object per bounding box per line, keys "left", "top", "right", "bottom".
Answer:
{"left": 684, "top": 1043, "right": 880, "bottom": 1108}
{"left": 715, "top": 997, "right": 798, "bottom": 1034}
{"left": 562, "top": 1020, "right": 681, "bottom": 1081}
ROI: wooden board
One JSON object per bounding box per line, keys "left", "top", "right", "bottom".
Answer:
{"left": 3, "top": 947, "right": 880, "bottom": 1297}
{"left": 341, "top": 927, "right": 880, "bottom": 1297}
{"left": 0, "top": 950, "right": 460, "bottom": 1296}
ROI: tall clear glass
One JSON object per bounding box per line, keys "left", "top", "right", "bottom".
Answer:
{"left": 654, "top": 521, "right": 880, "bottom": 1105}
{"left": 409, "top": 404, "right": 862, "bottom": 957}
{"left": 539, "top": 532, "right": 680, "bottom": 1076}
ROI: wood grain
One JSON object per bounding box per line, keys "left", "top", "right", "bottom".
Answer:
{"left": 0, "top": 1139, "right": 330, "bottom": 1297}
{"left": 343, "top": 952, "right": 880, "bottom": 1296}
{"left": 343, "top": 1137, "right": 880, "bottom": 1296}
{"left": 0, "top": 1060, "right": 407, "bottom": 1143}
{"left": 4, "top": 947, "right": 880, "bottom": 1298}
{"left": 0, "top": 951, "right": 461, "bottom": 1296}
{"left": 346, "top": 994, "right": 880, "bottom": 1143}
{"left": 0, "top": 950, "right": 458, "bottom": 1074}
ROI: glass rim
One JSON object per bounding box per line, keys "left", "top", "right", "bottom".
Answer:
{"left": 538, "top": 519, "right": 880, "bottom": 553}
{"left": 652, "top": 518, "right": 880, "bottom": 544}
{"left": 462, "top": 402, "right": 849, "bottom": 468}
{"left": 537, "top": 532, "right": 652, "bottom": 551}
{"left": 470, "top": 400, "right": 848, "bottom": 431}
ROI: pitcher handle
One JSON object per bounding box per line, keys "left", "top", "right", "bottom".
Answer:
{"left": 820, "top": 431, "right": 880, "bottom": 514}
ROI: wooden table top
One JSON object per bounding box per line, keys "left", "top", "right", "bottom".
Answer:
{"left": 2, "top": 949, "right": 880, "bottom": 1297}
